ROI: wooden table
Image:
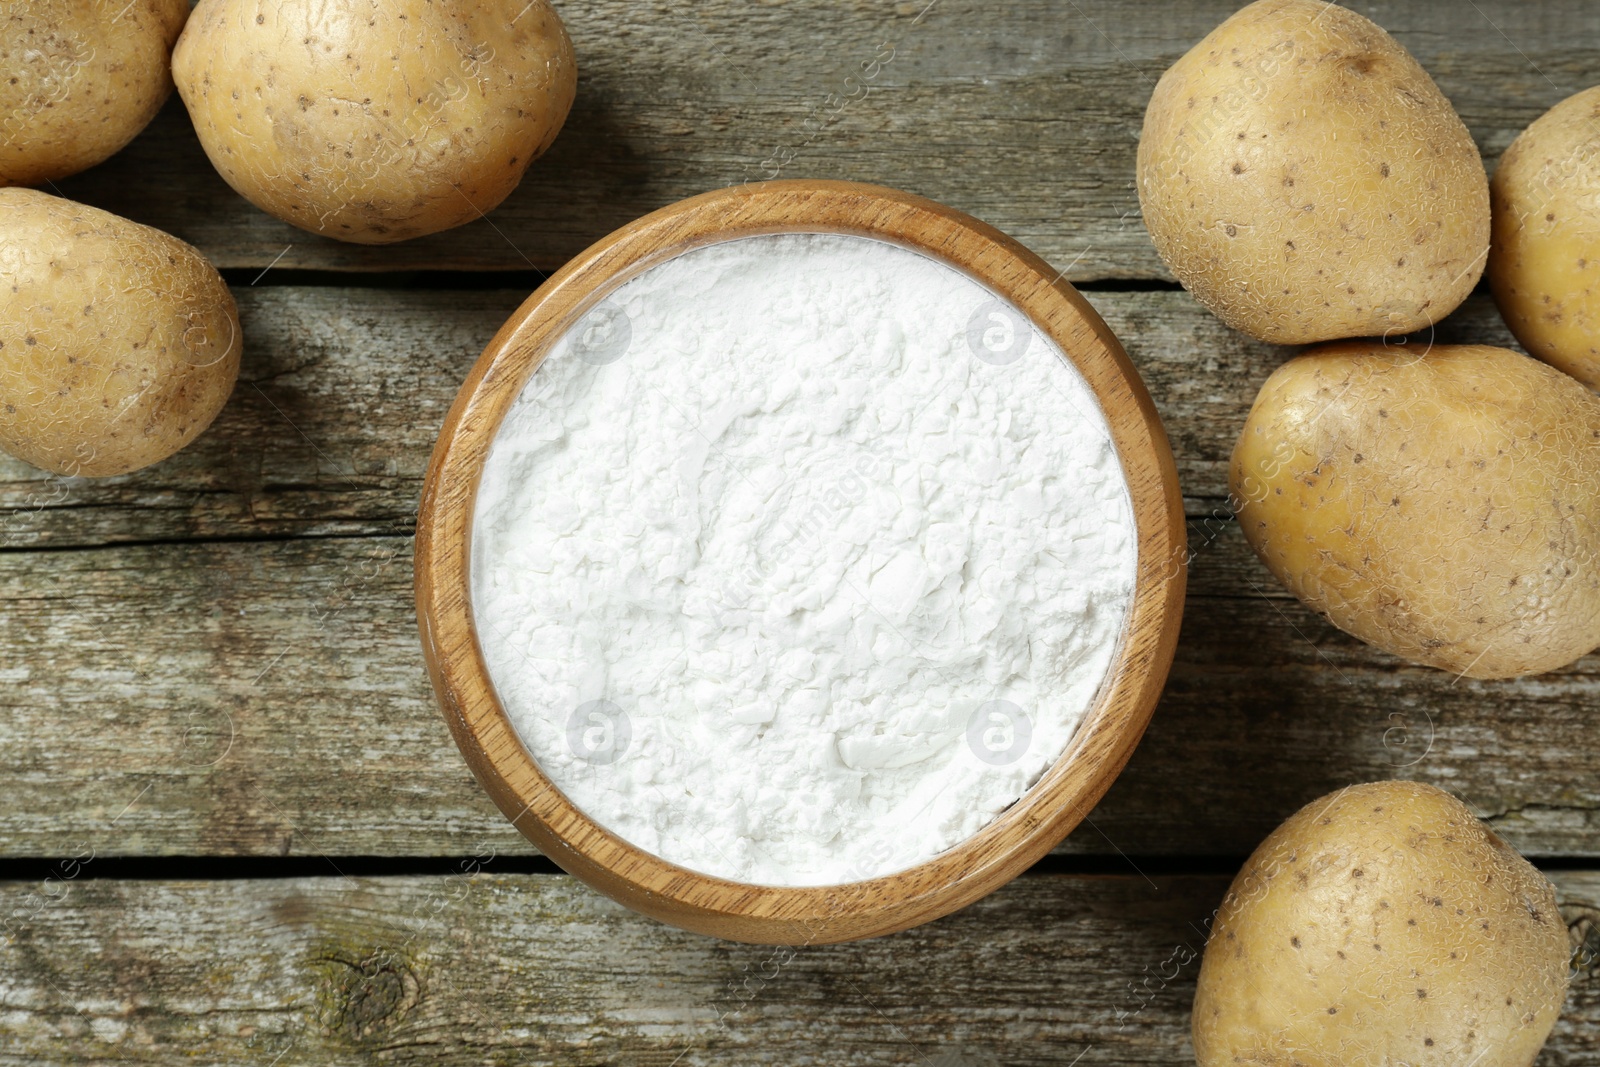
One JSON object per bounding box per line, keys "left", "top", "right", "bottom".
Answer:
{"left": 5, "top": 1, "right": 1598, "bottom": 1062}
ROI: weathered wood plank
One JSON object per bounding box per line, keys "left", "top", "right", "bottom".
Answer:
{"left": 0, "top": 287, "right": 518, "bottom": 549}
{"left": 43, "top": 0, "right": 1600, "bottom": 276}
{"left": 1, "top": 529, "right": 1594, "bottom": 859}
{"left": 0, "top": 871, "right": 1594, "bottom": 1065}
{"left": 0, "top": 288, "right": 1527, "bottom": 548}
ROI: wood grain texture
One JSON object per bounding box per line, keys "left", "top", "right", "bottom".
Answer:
{"left": 0, "top": 287, "right": 1590, "bottom": 860}
{"left": 0, "top": 287, "right": 1525, "bottom": 549}
{"left": 1, "top": 526, "right": 1594, "bottom": 860}
{"left": 0, "top": 286, "right": 514, "bottom": 549}
{"left": 415, "top": 180, "right": 1185, "bottom": 942}
{"left": 0, "top": 871, "right": 1595, "bottom": 1065}
{"left": 43, "top": 0, "right": 1600, "bottom": 277}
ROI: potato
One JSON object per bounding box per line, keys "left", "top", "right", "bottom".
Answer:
{"left": 1194, "top": 781, "right": 1570, "bottom": 1067}
{"left": 1137, "top": 0, "right": 1489, "bottom": 344}
{"left": 0, "top": 188, "right": 240, "bottom": 477}
{"left": 1490, "top": 86, "right": 1600, "bottom": 390}
{"left": 0, "top": 0, "right": 189, "bottom": 187}
{"left": 1231, "top": 341, "right": 1600, "bottom": 679}
{"left": 171, "top": 0, "right": 577, "bottom": 245}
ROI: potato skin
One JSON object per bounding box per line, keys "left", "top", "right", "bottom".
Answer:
{"left": 0, "top": 0, "right": 189, "bottom": 186}
{"left": 1194, "top": 781, "right": 1569, "bottom": 1067}
{"left": 171, "top": 0, "right": 577, "bottom": 245}
{"left": 1231, "top": 342, "right": 1600, "bottom": 679}
{"left": 1137, "top": 0, "right": 1488, "bottom": 344}
{"left": 1490, "top": 86, "right": 1600, "bottom": 390}
{"left": 0, "top": 189, "right": 240, "bottom": 477}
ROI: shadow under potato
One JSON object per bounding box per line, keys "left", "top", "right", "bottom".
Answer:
{"left": 56, "top": 94, "right": 670, "bottom": 273}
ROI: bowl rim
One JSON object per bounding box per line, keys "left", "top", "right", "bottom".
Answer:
{"left": 415, "top": 179, "right": 1186, "bottom": 945}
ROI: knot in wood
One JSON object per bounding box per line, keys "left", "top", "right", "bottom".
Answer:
{"left": 318, "top": 948, "right": 421, "bottom": 1042}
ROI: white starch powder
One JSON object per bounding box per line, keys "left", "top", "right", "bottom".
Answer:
{"left": 472, "top": 233, "right": 1137, "bottom": 887}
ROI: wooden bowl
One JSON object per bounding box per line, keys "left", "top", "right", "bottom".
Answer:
{"left": 416, "top": 180, "right": 1186, "bottom": 945}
